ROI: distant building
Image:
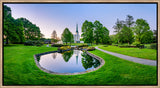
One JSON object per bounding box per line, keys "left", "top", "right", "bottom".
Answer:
{"left": 73, "top": 24, "right": 80, "bottom": 43}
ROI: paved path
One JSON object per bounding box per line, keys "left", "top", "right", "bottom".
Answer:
{"left": 95, "top": 47, "right": 157, "bottom": 66}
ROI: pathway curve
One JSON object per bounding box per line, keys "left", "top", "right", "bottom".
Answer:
{"left": 95, "top": 47, "right": 157, "bottom": 66}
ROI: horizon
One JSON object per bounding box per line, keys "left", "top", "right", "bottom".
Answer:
{"left": 4, "top": 3, "right": 157, "bottom": 39}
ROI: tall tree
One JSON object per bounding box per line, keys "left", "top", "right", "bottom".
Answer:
{"left": 51, "top": 30, "right": 59, "bottom": 43}
{"left": 81, "top": 20, "right": 94, "bottom": 45}
{"left": 94, "top": 20, "right": 103, "bottom": 45}
{"left": 113, "top": 19, "right": 125, "bottom": 44}
{"left": 101, "top": 27, "right": 110, "bottom": 44}
{"left": 119, "top": 25, "right": 134, "bottom": 45}
{"left": 125, "top": 15, "right": 134, "bottom": 28}
{"left": 134, "top": 19, "right": 150, "bottom": 43}
{"left": 61, "top": 28, "right": 73, "bottom": 44}
{"left": 141, "top": 30, "right": 153, "bottom": 44}
{"left": 4, "top": 5, "right": 25, "bottom": 44}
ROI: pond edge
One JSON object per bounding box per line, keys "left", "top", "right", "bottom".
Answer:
{"left": 33, "top": 50, "right": 105, "bottom": 75}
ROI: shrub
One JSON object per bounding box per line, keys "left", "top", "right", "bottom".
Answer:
{"left": 150, "top": 43, "right": 157, "bottom": 49}
{"left": 78, "top": 44, "right": 88, "bottom": 48}
{"left": 24, "top": 40, "right": 34, "bottom": 46}
{"left": 136, "top": 44, "right": 144, "bottom": 49}
{"left": 132, "top": 41, "right": 141, "bottom": 46}
{"left": 58, "top": 46, "right": 71, "bottom": 50}
{"left": 87, "top": 47, "right": 95, "bottom": 51}
{"left": 24, "top": 40, "right": 43, "bottom": 46}
{"left": 51, "top": 44, "right": 67, "bottom": 47}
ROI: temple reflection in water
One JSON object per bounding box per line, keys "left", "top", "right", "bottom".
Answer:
{"left": 74, "top": 50, "right": 79, "bottom": 64}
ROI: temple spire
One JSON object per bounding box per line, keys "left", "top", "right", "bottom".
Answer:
{"left": 76, "top": 24, "right": 78, "bottom": 33}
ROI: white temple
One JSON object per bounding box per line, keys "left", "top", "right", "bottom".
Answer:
{"left": 73, "top": 24, "right": 80, "bottom": 43}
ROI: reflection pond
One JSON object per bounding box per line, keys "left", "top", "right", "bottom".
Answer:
{"left": 36, "top": 50, "right": 100, "bottom": 73}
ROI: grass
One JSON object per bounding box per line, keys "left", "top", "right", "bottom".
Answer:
{"left": 4, "top": 44, "right": 157, "bottom": 85}
{"left": 98, "top": 45, "right": 157, "bottom": 60}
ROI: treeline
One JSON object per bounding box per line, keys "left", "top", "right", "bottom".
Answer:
{"left": 111, "top": 15, "right": 157, "bottom": 45}
{"left": 81, "top": 20, "right": 110, "bottom": 45}
{"left": 4, "top": 5, "right": 43, "bottom": 44}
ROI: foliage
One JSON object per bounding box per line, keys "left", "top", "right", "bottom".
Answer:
{"left": 93, "top": 20, "right": 103, "bottom": 44}
{"left": 150, "top": 43, "right": 157, "bottom": 50}
{"left": 4, "top": 5, "right": 43, "bottom": 44}
{"left": 119, "top": 25, "right": 134, "bottom": 45}
{"left": 113, "top": 19, "right": 125, "bottom": 44}
{"left": 125, "top": 15, "right": 134, "bottom": 28}
{"left": 136, "top": 44, "right": 144, "bottom": 49}
{"left": 87, "top": 47, "right": 95, "bottom": 51}
{"left": 51, "top": 44, "right": 66, "bottom": 47}
{"left": 81, "top": 52, "right": 100, "bottom": 69}
{"left": 24, "top": 40, "right": 43, "bottom": 46}
{"left": 141, "top": 30, "right": 153, "bottom": 44}
{"left": 61, "top": 50, "right": 73, "bottom": 62}
{"left": 58, "top": 46, "right": 71, "bottom": 50}
{"left": 51, "top": 30, "right": 59, "bottom": 43}
{"left": 4, "top": 5, "right": 25, "bottom": 44}
{"left": 81, "top": 20, "right": 94, "bottom": 44}
{"left": 133, "top": 19, "right": 151, "bottom": 43}
{"left": 61, "top": 28, "right": 74, "bottom": 44}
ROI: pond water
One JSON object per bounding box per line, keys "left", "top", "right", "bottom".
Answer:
{"left": 36, "top": 50, "right": 100, "bottom": 73}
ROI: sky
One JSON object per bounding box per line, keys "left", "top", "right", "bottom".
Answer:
{"left": 4, "top": 3, "right": 157, "bottom": 38}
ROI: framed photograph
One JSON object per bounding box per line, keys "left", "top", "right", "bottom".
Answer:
{"left": 1, "top": 0, "right": 159, "bottom": 88}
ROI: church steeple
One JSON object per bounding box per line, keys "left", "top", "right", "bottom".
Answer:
{"left": 76, "top": 24, "right": 78, "bottom": 33}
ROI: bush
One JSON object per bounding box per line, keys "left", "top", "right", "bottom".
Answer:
{"left": 24, "top": 40, "right": 34, "bottom": 46}
{"left": 87, "top": 47, "right": 95, "bottom": 51}
{"left": 77, "top": 44, "right": 88, "bottom": 48}
{"left": 58, "top": 46, "right": 71, "bottom": 50}
{"left": 136, "top": 44, "right": 144, "bottom": 49}
{"left": 132, "top": 41, "right": 141, "bottom": 46}
{"left": 24, "top": 40, "right": 43, "bottom": 46}
{"left": 51, "top": 44, "right": 67, "bottom": 47}
{"left": 150, "top": 43, "right": 157, "bottom": 49}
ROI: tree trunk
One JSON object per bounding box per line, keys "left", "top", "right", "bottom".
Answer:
{"left": 128, "top": 41, "right": 130, "bottom": 45}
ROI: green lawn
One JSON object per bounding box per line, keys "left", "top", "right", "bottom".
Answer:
{"left": 4, "top": 44, "right": 157, "bottom": 85}
{"left": 98, "top": 45, "right": 157, "bottom": 60}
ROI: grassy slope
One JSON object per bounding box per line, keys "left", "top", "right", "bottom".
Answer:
{"left": 4, "top": 45, "right": 157, "bottom": 85}
{"left": 98, "top": 45, "right": 157, "bottom": 60}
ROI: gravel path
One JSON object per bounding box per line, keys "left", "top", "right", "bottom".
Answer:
{"left": 95, "top": 47, "right": 157, "bottom": 66}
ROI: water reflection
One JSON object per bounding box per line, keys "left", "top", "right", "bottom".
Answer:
{"left": 81, "top": 52, "right": 100, "bottom": 70}
{"left": 52, "top": 53, "right": 57, "bottom": 59}
{"left": 37, "top": 50, "right": 101, "bottom": 73}
{"left": 61, "top": 50, "right": 73, "bottom": 62}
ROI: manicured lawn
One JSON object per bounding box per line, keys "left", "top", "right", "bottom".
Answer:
{"left": 4, "top": 44, "right": 157, "bottom": 85}
{"left": 98, "top": 45, "right": 157, "bottom": 60}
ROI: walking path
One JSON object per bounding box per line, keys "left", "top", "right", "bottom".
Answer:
{"left": 95, "top": 47, "right": 157, "bottom": 66}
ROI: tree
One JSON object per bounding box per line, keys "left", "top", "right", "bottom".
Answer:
{"left": 81, "top": 20, "right": 94, "bottom": 45}
{"left": 4, "top": 5, "right": 25, "bottom": 44}
{"left": 141, "top": 30, "right": 153, "bottom": 44}
{"left": 61, "top": 28, "right": 73, "bottom": 44}
{"left": 125, "top": 15, "right": 134, "bottom": 28}
{"left": 153, "top": 29, "right": 157, "bottom": 43}
{"left": 119, "top": 25, "right": 134, "bottom": 45}
{"left": 133, "top": 19, "right": 150, "bottom": 43}
{"left": 113, "top": 19, "right": 125, "bottom": 44}
{"left": 101, "top": 27, "right": 110, "bottom": 44}
{"left": 18, "top": 18, "right": 41, "bottom": 40}
{"left": 94, "top": 20, "right": 103, "bottom": 45}
{"left": 51, "top": 30, "right": 59, "bottom": 43}
{"left": 68, "top": 31, "right": 74, "bottom": 45}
